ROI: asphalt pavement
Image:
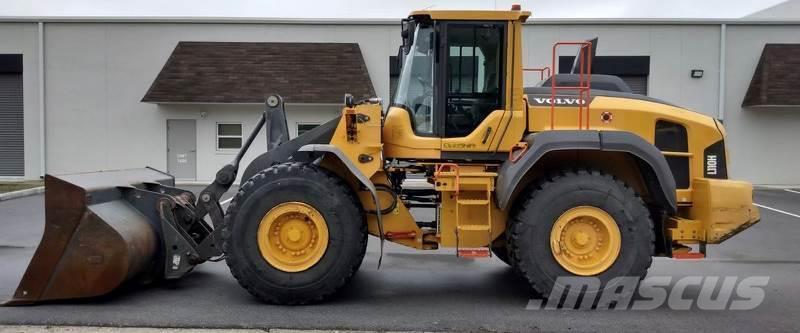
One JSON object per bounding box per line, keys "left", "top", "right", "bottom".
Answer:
{"left": 0, "top": 186, "right": 799, "bottom": 332}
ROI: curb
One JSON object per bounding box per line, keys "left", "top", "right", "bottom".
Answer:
{"left": 0, "top": 326, "right": 427, "bottom": 333}
{"left": 0, "top": 186, "right": 44, "bottom": 202}
{"left": 175, "top": 181, "right": 212, "bottom": 186}
{"left": 755, "top": 184, "right": 800, "bottom": 190}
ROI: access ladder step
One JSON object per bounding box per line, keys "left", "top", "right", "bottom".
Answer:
{"left": 457, "top": 199, "right": 491, "bottom": 205}
{"left": 458, "top": 225, "right": 491, "bottom": 231}
{"left": 671, "top": 242, "right": 705, "bottom": 259}
{"left": 457, "top": 248, "right": 491, "bottom": 258}
{"left": 673, "top": 252, "right": 706, "bottom": 260}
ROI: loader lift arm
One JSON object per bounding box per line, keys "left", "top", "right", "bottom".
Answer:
{"left": 3, "top": 95, "right": 295, "bottom": 305}
{"left": 193, "top": 95, "right": 290, "bottom": 261}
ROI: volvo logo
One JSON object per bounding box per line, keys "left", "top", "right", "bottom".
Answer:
{"left": 531, "top": 97, "right": 587, "bottom": 106}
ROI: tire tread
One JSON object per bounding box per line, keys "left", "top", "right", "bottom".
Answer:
{"left": 506, "top": 168, "right": 654, "bottom": 295}
{"left": 221, "top": 162, "right": 367, "bottom": 305}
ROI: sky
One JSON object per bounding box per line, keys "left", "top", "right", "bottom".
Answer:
{"left": 0, "top": 0, "right": 795, "bottom": 20}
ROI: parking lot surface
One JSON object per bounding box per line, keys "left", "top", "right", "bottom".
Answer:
{"left": 0, "top": 186, "right": 799, "bottom": 332}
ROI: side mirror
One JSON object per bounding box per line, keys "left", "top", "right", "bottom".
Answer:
{"left": 400, "top": 18, "right": 414, "bottom": 55}
{"left": 396, "top": 46, "right": 405, "bottom": 72}
{"left": 400, "top": 20, "right": 410, "bottom": 40}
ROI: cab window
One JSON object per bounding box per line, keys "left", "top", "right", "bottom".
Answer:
{"left": 393, "top": 23, "right": 436, "bottom": 135}
{"left": 444, "top": 23, "right": 504, "bottom": 137}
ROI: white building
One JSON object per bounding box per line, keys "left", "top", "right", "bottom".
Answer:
{"left": 1, "top": 2, "right": 799, "bottom": 184}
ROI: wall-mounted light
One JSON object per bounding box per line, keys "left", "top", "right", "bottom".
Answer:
{"left": 690, "top": 69, "right": 704, "bottom": 78}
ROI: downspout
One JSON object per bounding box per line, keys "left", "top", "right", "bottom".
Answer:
{"left": 717, "top": 23, "right": 726, "bottom": 121}
{"left": 37, "top": 22, "right": 46, "bottom": 177}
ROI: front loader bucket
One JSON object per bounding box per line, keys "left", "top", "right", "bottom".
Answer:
{"left": 4, "top": 168, "right": 177, "bottom": 305}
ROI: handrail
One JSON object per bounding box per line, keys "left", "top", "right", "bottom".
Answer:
{"left": 434, "top": 163, "right": 461, "bottom": 195}
{"left": 523, "top": 66, "right": 551, "bottom": 81}
{"left": 550, "top": 41, "right": 593, "bottom": 130}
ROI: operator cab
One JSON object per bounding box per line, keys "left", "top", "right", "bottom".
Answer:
{"left": 383, "top": 9, "right": 530, "bottom": 160}
{"left": 394, "top": 19, "right": 504, "bottom": 137}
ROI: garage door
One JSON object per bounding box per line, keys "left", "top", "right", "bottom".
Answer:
{"left": 0, "top": 73, "right": 24, "bottom": 176}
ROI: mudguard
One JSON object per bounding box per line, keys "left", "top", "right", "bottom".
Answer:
{"left": 241, "top": 117, "right": 339, "bottom": 183}
{"left": 495, "top": 130, "right": 677, "bottom": 213}
{"left": 297, "top": 143, "right": 387, "bottom": 267}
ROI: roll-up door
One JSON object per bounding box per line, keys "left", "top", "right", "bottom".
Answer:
{"left": 0, "top": 54, "right": 24, "bottom": 177}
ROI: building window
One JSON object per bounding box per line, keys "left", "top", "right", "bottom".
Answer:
{"left": 297, "top": 123, "right": 320, "bottom": 137}
{"left": 217, "top": 123, "right": 242, "bottom": 150}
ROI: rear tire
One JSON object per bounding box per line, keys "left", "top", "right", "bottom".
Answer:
{"left": 222, "top": 162, "right": 367, "bottom": 305}
{"left": 491, "top": 239, "right": 513, "bottom": 267}
{"left": 507, "top": 169, "right": 654, "bottom": 299}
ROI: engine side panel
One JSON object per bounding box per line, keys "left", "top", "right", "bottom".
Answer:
{"left": 527, "top": 93, "right": 725, "bottom": 204}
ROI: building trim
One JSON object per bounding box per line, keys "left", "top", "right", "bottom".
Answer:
{"left": 528, "top": 18, "right": 800, "bottom": 25}
{"left": 742, "top": 105, "right": 800, "bottom": 108}
{"left": 1, "top": 16, "right": 800, "bottom": 26}
{"left": 717, "top": 23, "right": 726, "bottom": 121}
{"left": 38, "top": 21, "right": 45, "bottom": 177}
{"left": 149, "top": 102, "right": 344, "bottom": 106}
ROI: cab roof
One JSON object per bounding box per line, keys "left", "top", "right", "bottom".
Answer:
{"left": 409, "top": 9, "right": 531, "bottom": 22}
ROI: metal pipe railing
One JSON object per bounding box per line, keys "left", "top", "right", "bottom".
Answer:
{"left": 550, "top": 41, "right": 593, "bottom": 130}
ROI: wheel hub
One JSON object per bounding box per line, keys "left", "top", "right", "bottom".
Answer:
{"left": 257, "top": 202, "right": 329, "bottom": 272}
{"left": 550, "top": 206, "right": 621, "bottom": 276}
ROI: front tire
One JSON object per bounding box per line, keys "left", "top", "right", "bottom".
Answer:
{"left": 222, "top": 162, "right": 367, "bottom": 305}
{"left": 507, "top": 169, "right": 654, "bottom": 298}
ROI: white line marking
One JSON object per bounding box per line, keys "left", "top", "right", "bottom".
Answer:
{"left": 754, "top": 203, "right": 800, "bottom": 219}
{"left": 220, "top": 197, "right": 234, "bottom": 205}
{"left": 784, "top": 189, "right": 800, "bottom": 195}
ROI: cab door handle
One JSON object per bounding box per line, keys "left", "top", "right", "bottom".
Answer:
{"left": 482, "top": 127, "right": 493, "bottom": 144}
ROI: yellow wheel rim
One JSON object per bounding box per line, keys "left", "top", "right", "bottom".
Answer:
{"left": 550, "top": 206, "right": 621, "bottom": 276}
{"left": 257, "top": 202, "right": 329, "bottom": 272}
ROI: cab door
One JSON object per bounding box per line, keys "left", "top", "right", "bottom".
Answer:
{"left": 438, "top": 21, "right": 507, "bottom": 156}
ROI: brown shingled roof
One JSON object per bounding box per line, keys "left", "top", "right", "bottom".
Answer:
{"left": 142, "top": 42, "right": 375, "bottom": 104}
{"left": 742, "top": 44, "right": 800, "bottom": 107}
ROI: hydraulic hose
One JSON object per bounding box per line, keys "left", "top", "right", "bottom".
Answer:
{"left": 366, "top": 184, "right": 398, "bottom": 215}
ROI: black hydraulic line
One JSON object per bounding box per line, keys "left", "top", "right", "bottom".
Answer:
{"left": 233, "top": 113, "right": 266, "bottom": 169}
{"left": 194, "top": 95, "right": 283, "bottom": 260}
{"left": 196, "top": 111, "right": 267, "bottom": 220}
{"left": 366, "top": 184, "right": 398, "bottom": 215}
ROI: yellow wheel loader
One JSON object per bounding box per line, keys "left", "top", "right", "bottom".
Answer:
{"left": 6, "top": 6, "right": 760, "bottom": 306}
